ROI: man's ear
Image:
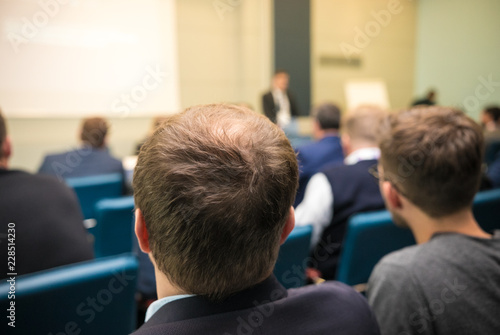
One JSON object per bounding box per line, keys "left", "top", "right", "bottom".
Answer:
{"left": 381, "top": 181, "right": 403, "bottom": 211}
{"left": 280, "top": 207, "right": 295, "bottom": 245}
{"left": 341, "top": 133, "right": 351, "bottom": 156}
{"left": 135, "top": 209, "right": 151, "bottom": 253}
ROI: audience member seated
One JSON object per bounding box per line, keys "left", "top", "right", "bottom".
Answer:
{"left": 131, "top": 104, "right": 380, "bottom": 334}
{"left": 38, "top": 117, "right": 124, "bottom": 180}
{"left": 488, "top": 152, "right": 500, "bottom": 188}
{"left": 481, "top": 105, "right": 500, "bottom": 146}
{"left": 411, "top": 89, "right": 437, "bottom": 106}
{"left": 294, "top": 103, "right": 344, "bottom": 205}
{"left": 0, "top": 109, "right": 93, "bottom": 278}
{"left": 295, "top": 105, "right": 386, "bottom": 281}
{"left": 367, "top": 106, "right": 500, "bottom": 335}
{"left": 262, "top": 70, "right": 300, "bottom": 128}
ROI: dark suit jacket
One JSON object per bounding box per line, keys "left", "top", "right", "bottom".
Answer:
{"left": 262, "top": 91, "right": 300, "bottom": 123}
{"left": 0, "top": 169, "right": 94, "bottom": 278}
{"left": 38, "top": 147, "right": 124, "bottom": 180}
{"left": 315, "top": 160, "right": 385, "bottom": 279}
{"left": 295, "top": 135, "right": 344, "bottom": 206}
{"left": 132, "top": 275, "right": 380, "bottom": 335}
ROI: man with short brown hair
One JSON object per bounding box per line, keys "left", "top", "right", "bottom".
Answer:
{"left": 132, "top": 104, "right": 379, "bottom": 334}
{"left": 295, "top": 105, "right": 386, "bottom": 280}
{"left": 38, "top": 116, "right": 123, "bottom": 180}
{"left": 367, "top": 106, "right": 500, "bottom": 335}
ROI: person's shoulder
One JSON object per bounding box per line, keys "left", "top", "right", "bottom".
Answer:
{"left": 289, "top": 280, "right": 368, "bottom": 307}
{"left": 42, "top": 149, "right": 79, "bottom": 161}
{"left": 375, "top": 243, "right": 422, "bottom": 269}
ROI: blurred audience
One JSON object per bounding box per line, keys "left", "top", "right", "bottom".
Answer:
{"left": 488, "top": 152, "right": 500, "bottom": 188}
{"left": 0, "top": 109, "right": 93, "bottom": 278}
{"left": 294, "top": 103, "right": 344, "bottom": 206}
{"left": 262, "top": 70, "right": 300, "bottom": 128}
{"left": 295, "top": 105, "right": 387, "bottom": 280}
{"left": 481, "top": 105, "right": 500, "bottom": 142}
{"left": 367, "top": 106, "right": 500, "bottom": 335}
{"left": 38, "top": 117, "right": 124, "bottom": 180}
{"left": 412, "top": 89, "right": 437, "bottom": 106}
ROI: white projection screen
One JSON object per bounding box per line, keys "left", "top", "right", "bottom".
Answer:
{"left": 0, "top": 0, "right": 180, "bottom": 117}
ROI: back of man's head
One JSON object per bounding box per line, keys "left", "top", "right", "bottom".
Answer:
{"left": 133, "top": 104, "right": 299, "bottom": 301}
{"left": 343, "top": 105, "right": 386, "bottom": 145}
{"left": 80, "top": 117, "right": 109, "bottom": 148}
{"left": 0, "top": 109, "right": 6, "bottom": 160}
{"left": 313, "top": 103, "right": 341, "bottom": 130}
{"left": 484, "top": 105, "right": 500, "bottom": 123}
{"left": 379, "top": 106, "right": 484, "bottom": 218}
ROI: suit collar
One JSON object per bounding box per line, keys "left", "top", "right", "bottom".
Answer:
{"left": 141, "top": 275, "right": 287, "bottom": 327}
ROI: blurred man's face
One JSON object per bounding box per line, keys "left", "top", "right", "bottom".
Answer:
{"left": 480, "top": 110, "right": 493, "bottom": 127}
{"left": 273, "top": 73, "right": 289, "bottom": 91}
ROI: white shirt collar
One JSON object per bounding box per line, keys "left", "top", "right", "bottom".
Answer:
{"left": 145, "top": 294, "right": 195, "bottom": 322}
{"left": 344, "top": 147, "right": 380, "bottom": 165}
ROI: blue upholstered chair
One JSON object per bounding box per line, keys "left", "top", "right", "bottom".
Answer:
{"left": 66, "top": 173, "right": 123, "bottom": 220}
{"left": 0, "top": 254, "right": 138, "bottom": 335}
{"left": 273, "top": 225, "right": 313, "bottom": 289}
{"left": 473, "top": 188, "right": 500, "bottom": 234}
{"left": 94, "top": 196, "right": 135, "bottom": 258}
{"left": 336, "top": 210, "right": 416, "bottom": 287}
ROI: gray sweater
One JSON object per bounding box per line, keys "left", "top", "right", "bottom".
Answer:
{"left": 367, "top": 232, "right": 500, "bottom": 335}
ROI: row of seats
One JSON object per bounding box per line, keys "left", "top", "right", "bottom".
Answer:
{"left": 65, "top": 172, "right": 500, "bottom": 290}
{"left": 4, "top": 176, "right": 496, "bottom": 334}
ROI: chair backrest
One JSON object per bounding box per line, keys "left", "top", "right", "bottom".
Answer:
{"left": 94, "top": 196, "right": 135, "bottom": 258}
{"left": 473, "top": 188, "right": 500, "bottom": 234}
{"left": 0, "top": 254, "right": 138, "bottom": 335}
{"left": 273, "top": 225, "right": 313, "bottom": 289}
{"left": 66, "top": 173, "right": 123, "bottom": 220}
{"left": 336, "top": 210, "right": 416, "bottom": 286}
{"left": 485, "top": 141, "right": 500, "bottom": 165}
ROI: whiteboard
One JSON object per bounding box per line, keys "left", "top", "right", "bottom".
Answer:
{"left": 0, "top": 0, "right": 179, "bottom": 118}
{"left": 344, "top": 79, "right": 390, "bottom": 111}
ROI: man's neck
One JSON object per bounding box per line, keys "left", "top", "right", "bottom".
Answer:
{"left": 315, "top": 129, "right": 338, "bottom": 140}
{"left": 407, "top": 207, "right": 491, "bottom": 244}
{"left": 0, "top": 159, "right": 8, "bottom": 169}
{"left": 153, "top": 262, "right": 188, "bottom": 299}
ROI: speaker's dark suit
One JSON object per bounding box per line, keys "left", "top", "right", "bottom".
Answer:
{"left": 132, "top": 275, "right": 380, "bottom": 335}
{"left": 262, "top": 91, "right": 300, "bottom": 123}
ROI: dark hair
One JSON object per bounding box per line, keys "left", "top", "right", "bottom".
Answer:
{"left": 484, "top": 106, "right": 500, "bottom": 122}
{"left": 274, "top": 69, "right": 289, "bottom": 76}
{"left": 379, "top": 106, "right": 484, "bottom": 217}
{"left": 314, "top": 103, "right": 341, "bottom": 130}
{"left": 0, "top": 109, "right": 6, "bottom": 159}
{"left": 80, "top": 117, "right": 109, "bottom": 148}
{"left": 133, "top": 104, "right": 299, "bottom": 301}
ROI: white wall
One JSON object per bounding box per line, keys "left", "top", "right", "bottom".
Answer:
{"left": 414, "top": 0, "right": 500, "bottom": 119}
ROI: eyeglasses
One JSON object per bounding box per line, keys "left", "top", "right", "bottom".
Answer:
{"left": 369, "top": 164, "right": 408, "bottom": 198}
